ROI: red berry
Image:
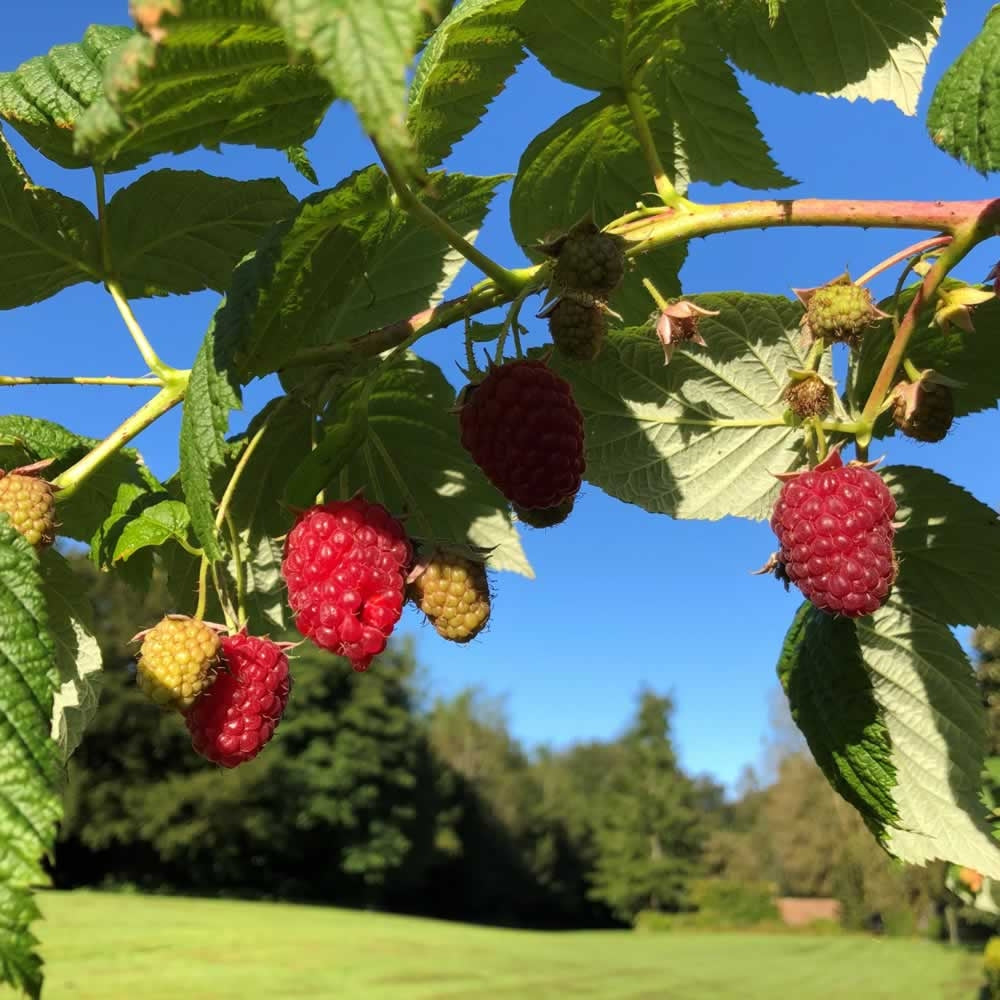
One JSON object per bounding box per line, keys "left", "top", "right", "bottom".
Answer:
{"left": 770, "top": 450, "right": 897, "bottom": 618}
{"left": 281, "top": 497, "right": 412, "bottom": 671}
{"left": 186, "top": 633, "right": 291, "bottom": 768}
{"left": 459, "top": 359, "right": 585, "bottom": 509}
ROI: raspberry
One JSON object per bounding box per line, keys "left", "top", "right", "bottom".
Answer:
{"left": 546, "top": 219, "right": 625, "bottom": 298}
{"left": 281, "top": 497, "right": 412, "bottom": 672}
{"left": 513, "top": 496, "right": 575, "bottom": 529}
{"left": 408, "top": 551, "right": 490, "bottom": 643}
{"left": 137, "top": 615, "right": 221, "bottom": 711}
{"left": 891, "top": 376, "right": 954, "bottom": 443}
{"left": 186, "top": 632, "right": 292, "bottom": 768}
{"left": 545, "top": 294, "right": 607, "bottom": 361}
{"left": 770, "top": 450, "right": 897, "bottom": 618}
{"left": 798, "top": 278, "right": 884, "bottom": 347}
{"left": 0, "top": 471, "right": 56, "bottom": 548}
{"left": 459, "top": 359, "right": 585, "bottom": 510}
{"left": 783, "top": 374, "right": 832, "bottom": 419}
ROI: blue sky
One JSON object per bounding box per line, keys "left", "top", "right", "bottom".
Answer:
{"left": 2, "top": 3, "right": 998, "bottom": 790}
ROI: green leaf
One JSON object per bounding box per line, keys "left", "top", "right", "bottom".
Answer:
{"left": 92, "top": 485, "right": 192, "bottom": 566}
{"left": 858, "top": 600, "right": 1000, "bottom": 876}
{"left": 927, "top": 7, "right": 1000, "bottom": 174}
{"left": 708, "top": 0, "right": 943, "bottom": 115}
{"left": 0, "top": 131, "right": 100, "bottom": 309}
{"left": 647, "top": 15, "right": 794, "bottom": 189}
{"left": 408, "top": 0, "right": 527, "bottom": 165}
{"left": 0, "top": 25, "right": 133, "bottom": 169}
{"left": 516, "top": 0, "right": 697, "bottom": 91}
{"left": 0, "top": 522, "right": 60, "bottom": 1000}
{"left": 179, "top": 304, "right": 243, "bottom": 560}
{"left": 0, "top": 415, "right": 155, "bottom": 544}
{"left": 269, "top": 0, "right": 422, "bottom": 167}
{"left": 39, "top": 551, "right": 102, "bottom": 761}
{"left": 107, "top": 170, "right": 296, "bottom": 298}
{"left": 777, "top": 602, "right": 897, "bottom": 830}
{"left": 882, "top": 465, "right": 1000, "bottom": 630}
{"left": 339, "top": 355, "right": 531, "bottom": 576}
{"left": 549, "top": 293, "right": 818, "bottom": 520}
{"left": 285, "top": 145, "right": 318, "bottom": 184}
{"left": 233, "top": 168, "right": 504, "bottom": 378}
{"left": 75, "top": 0, "right": 333, "bottom": 170}
{"left": 850, "top": 284, "right": 1000, "bottom": 423}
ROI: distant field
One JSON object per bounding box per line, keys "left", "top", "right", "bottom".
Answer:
{"left": 30, "top": 891, "right": 980, "bottom": 999}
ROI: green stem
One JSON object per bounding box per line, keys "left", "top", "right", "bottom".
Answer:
{"left": 377, "top": 144, "right": 526, "bottom": 295}
{"left": 803, "top": 339, "right": 826, "bottom": 372}
{"left": 107, "top": 281, "right": 178, "bottom": 380}
{"left": 858, "top": 222, "right": 986, "bottom": 431}
{"left": 902, "top": 358, "right": 923, "bottom": 382}
{"left": 641, "top": 277, "right": 671, "bottom": 311}
{"left": 194, "top": 556, "right": 210, "bottom": 621}
{"left": 624, "top": 88, "right": 684, "bottom": 207}
{"left": 214, "top": 406, "right": 282, "bottom": 532}
{"left": 94, "top": 167, "right": 113, "bottom": 278}
{"left": 52, "top": 381, "right": 187, "bottom": 498}
{"left": 0, "top": 374, "right": 161, "bottom": 387}
{"left": 225, "top": 513, "right": 247, "bottom": 627}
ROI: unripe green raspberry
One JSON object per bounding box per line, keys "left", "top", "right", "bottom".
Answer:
{"left": 0, "top": 472, "right": 57, "bottom": 548}
{"left": 803, "top": 281, "right": 882, "bottom": 347}
{"left": 409, "top": 552, "right": 490, "bottom": 644}
{"left": 546, "top": 219, "right": 625, "bottom": 298}
{"left": 137, "top": 616, "right": 221, "bottom": 712}
{"left": 546, "top": 294, "right": 607, "bottom": 361}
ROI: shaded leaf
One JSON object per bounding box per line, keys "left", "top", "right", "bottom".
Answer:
{"left": 108, "top": 169, "right": 296, "bottom": 298}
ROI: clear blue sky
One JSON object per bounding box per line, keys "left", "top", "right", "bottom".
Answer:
{"left": 3, "top": 3, "right": 998, "bottom": 790}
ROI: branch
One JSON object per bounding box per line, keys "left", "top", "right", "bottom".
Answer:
{"left": 624, "top": 88, "right": 682, "bottom": 207}
{"left": 0, "top": 375, "right": 161, "bottom": 387}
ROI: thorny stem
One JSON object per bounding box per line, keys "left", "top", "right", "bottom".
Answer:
{"left": 377, "top": 143, "right": 527, "bottom": 295}
{"left": 52, "top": 382, "right": 187, "bottom": 498}
{"left": 194, "top": 556, "right": 210, "bottom": 621}
{"left": 0, "top": 374, "right": 161, "bottom": 387}
{"left": 283, "top": 198, "right": 999, "bottom": 373}
{"left": 107, "top": 281, "right": 179, "bottom": 381}
{"left": 854, "top": 235, "right": 953, "bottom": 288}
{"left": 858, "top": 222, "right": 988, "bottom": 435}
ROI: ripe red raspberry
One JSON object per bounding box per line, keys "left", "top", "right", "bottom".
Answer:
{"left": 770, "top": 450, "right": 897, "bottom": 617}
{"left": 459, "top": 360, "right": 585, "bottom": 509}
{"left": 281, "top": 497, "right": 412, "bottom": 671}
{"left": 186, "top": 632, "right": 291, "bottom": 768}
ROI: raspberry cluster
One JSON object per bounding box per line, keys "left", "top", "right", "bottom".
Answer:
{"left": 282, "top": 497, "right": 412, "bottom": 672}
{"left": 770, "top": 451, "right": 897, "bottom": 617}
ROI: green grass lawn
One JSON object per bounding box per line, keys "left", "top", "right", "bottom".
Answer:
{"left": 27, "top": 891, "right": 981, "bottom": 999}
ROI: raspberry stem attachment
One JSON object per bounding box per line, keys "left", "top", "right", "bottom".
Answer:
{"left": 642, "top": 277, "right": 671, "bottom": 311}
{"left": 902, "top": 358, "right": 923, "bottom": 382}
{"left": 624, "top": 87, "right": 687, "bottom": 209}
{"left": 107, "top": 281, "right": 181, "bottom": 382}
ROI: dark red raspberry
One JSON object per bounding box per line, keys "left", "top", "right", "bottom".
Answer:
{"left": 770, "top": 450, "right": 897, "bottom": 618}
{"left": 891, "top": 376, "right": 954, "bottom": 443}
{"left": 281, "top": 497, "right": 412, "bottom": 671}
{"left": 459, "top": 360, "right": 585, "bottom": 509}
{"left": 186, "top": 633, "right": 291, "bottom": 768}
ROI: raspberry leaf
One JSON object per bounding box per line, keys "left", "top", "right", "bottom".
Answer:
{"left": 268, "top": 0, "right": 424, "bottom": 174}
{"left": 0, "top": 25, "right": 133, "bottom": 170}
{"left": 882, "top": 465, "right": 1000, "bottom": 630}
{"left": 850, "top": 284, "right": 1000, "bottom": 425}
{"left": 0, "top": 523, "right": 61, "bottom": 1000}
{"left": 777, "top": 602, "right": 898, "bottom": 829}
{"left": 408, "top": 0, "right": 527, "bottom": 166}
{"left": 0, "top": 132, "right": 100, "bottom": 309}
{"left": 106, "top": 170, "right": 296, "bottom": 299}
{"left": 338, "top": 355, "right": 532, "bottom": 576}
{"left": 39, "top": 550, "right": 103, "bottom": 761}
{"left": 857, "top": 600, "right": 1000, "bottom": 876}
{"left": 708, "top": 0, "right": 943, "bottom": 116}
{"left": 551, "top": 293, "right": 825, "bottom": 521}
{"left": 927, "top": 6, "right": 1000, "bottom": 175}
{"left": 91, "top": 486, "right": 192, "bottom": 567}
{"left": 0, "top": 415, "right": 157, "bottom": 545}
{"left": 74, "top": 0, "right": 333, "bottom": 170}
